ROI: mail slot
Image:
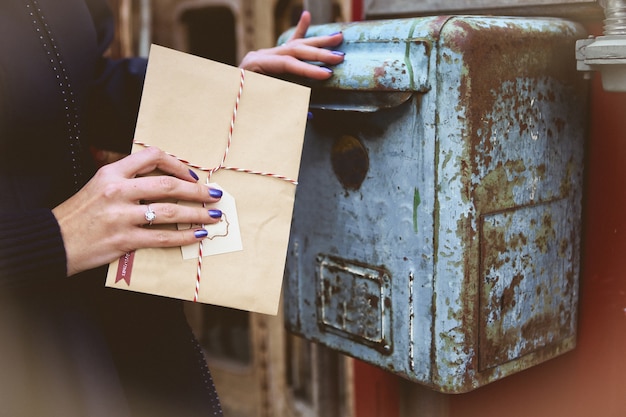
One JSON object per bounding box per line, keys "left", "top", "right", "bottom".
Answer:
{"left": 282, "top": 16, "right": 588, "bottom": 393}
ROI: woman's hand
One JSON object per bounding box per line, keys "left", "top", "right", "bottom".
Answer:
{"left": 52, "top": 147, "right": 223, "bottom": 277}
{"left": 239, "top": 10, "right": 344, "bottom": 80}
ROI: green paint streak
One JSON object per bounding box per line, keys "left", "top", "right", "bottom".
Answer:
{"left": 404, "top": 20, "right": 419, "bottom": 91}
{"left": 413, "top": 187, "right": 421, "bottom": 234}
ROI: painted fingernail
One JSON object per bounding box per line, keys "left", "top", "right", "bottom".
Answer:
{"left": 331, "top": 50, "right": 345, "bottom": 56}
{"left": 189, "top": 169, "right": 199, "bottom": 181}
{"left": 209, "top": 209, "right": 222, "bottom": 219}
{"left": 321, "top": 66, "right": 334, "bottom": 73}
{"left": 209, "top": 188, "right": 223, "bottom": 198}
{"left": 328, "top": 31, "right": 342, "bottom": 36}
{"left": 194, "top": 229, "right": 208, "bottom": 238}
{"left": 307, "top": 111, "right": 314, "bottom": 120}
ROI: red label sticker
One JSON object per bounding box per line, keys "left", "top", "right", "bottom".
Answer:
{"left": 115, "top": 251, "right": 135, "bottom": 285}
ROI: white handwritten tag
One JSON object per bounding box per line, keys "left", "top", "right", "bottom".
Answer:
{"left": 179, "top": 184, "right": 243, "bottom": 259}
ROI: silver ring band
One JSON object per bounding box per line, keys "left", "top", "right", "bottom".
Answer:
{"left": 144, "top": 204, "right": 156, "bottom": 226}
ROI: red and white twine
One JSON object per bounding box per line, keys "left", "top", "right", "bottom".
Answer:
{"left": 135, "top": 68, "right": 297, "bottom": 302}
{"left": 134, "top": 70, "right": 298, "bottom": 185}
{"left": 195, "top": 236, "right": 203, "bottom": 302}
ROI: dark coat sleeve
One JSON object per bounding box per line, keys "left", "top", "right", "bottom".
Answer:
{"left": 0, "top": 208, "right": 67, "bottom": 286}
{"left": 83, "top": 0, "right": 148, "bottom": 154}
{"left": 0, "top": 0, "right": 147, "bottom": 284}
{"left": 84, "top": 55, "right": 147, "bottom": 154}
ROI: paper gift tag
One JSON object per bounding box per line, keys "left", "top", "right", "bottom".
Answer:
{"left": 105, "top": 44, "right": 310, "bottom": 315}
{"left": 178, "top": 184, "right": 243, "bottom": 259}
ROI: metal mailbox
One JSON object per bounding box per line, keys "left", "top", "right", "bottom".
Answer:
{"left": 282, "top": 16, "right": 588, "bottom": 393}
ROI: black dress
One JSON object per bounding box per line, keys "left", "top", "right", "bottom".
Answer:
{"left": 0, "top": 1, "right": 223, "bottom": 415}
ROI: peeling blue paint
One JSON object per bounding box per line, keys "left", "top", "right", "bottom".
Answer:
{"left": 283, "top": 15, "right": 587, "bottom": 394}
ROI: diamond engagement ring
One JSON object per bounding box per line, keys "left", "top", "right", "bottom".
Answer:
{"left": 144, "top": 204, "right": 156, "bottom": 226}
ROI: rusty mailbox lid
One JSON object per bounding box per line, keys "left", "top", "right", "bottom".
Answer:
{"left": 280, "top": 15, "right": 449, "bottom": 112}
{"left": 283, "top": 16, "right": 588, "bottom": 393}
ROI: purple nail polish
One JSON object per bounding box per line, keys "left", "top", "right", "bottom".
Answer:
{"left": 189, "top": 169, "right": 199, "bottom": 181}
{"left": 194, "top": 229, "right": 208, "bottom": 238}
{"left": 321, "top": 66, "right": 334, "bottom": 73}
{"left": 209, "top": 188, "right": 223, "bottom": 198}
{"left": 209, "top": 209, "right": 222, "bottom": 219}
{"left": 331, "top": 50, "right": 345, "bottom": 56}
{"left": 307, "top": 111, "right": 314, "bottom": 120}
{"left": 328, "top": 31, "right": 342, "bottom": 36}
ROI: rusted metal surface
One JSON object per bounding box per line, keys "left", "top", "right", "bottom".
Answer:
{"left": 283, "top": 16, "right": 588, "bottom": 393}
{"left": 317, "top": 255, "right": 393, "bottom": 354}
{"left": 364, "top": 0, "right": 603, "bottom": 21}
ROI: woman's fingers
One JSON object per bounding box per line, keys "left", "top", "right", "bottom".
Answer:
{"left": 53, "top": 147, "right": 225, "bottom": 276}
{"left": 115, "top": 174, "right": 221, "bottom": 205}
{"left": 292, "top": 32, "right": 344, "bottom": 49}
{"left": 240, "top": 46, "right": 343, "bottom": 80}
{"left": 287, "top": 11, "right": 343, "bottom": 48}
{"left": 238, "top": 14, "right": 344, "bottom": 79}
{"left": 289, "top": 10, "right": 312, "bottom": 41}
{"left": 111, "top": 146, "right": 199, "bottom": 183}
{"left": 277, "top": 57, "right": 335, "bottom": 80}
{"left": 279, "top": 43, "right": 345, "bottom": 64}
{"left": 136, "top": 202, "right": 223, "bottom": 226}
{"left": 98, "top": 147, "right": 222, "bottom": 204}
{"left": 129, "top": 226, "right": 214, "bottom": 251}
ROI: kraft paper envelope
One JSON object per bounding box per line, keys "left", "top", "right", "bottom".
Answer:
{"left": 105, "top": 44, "right": 310, "bottom": 315}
